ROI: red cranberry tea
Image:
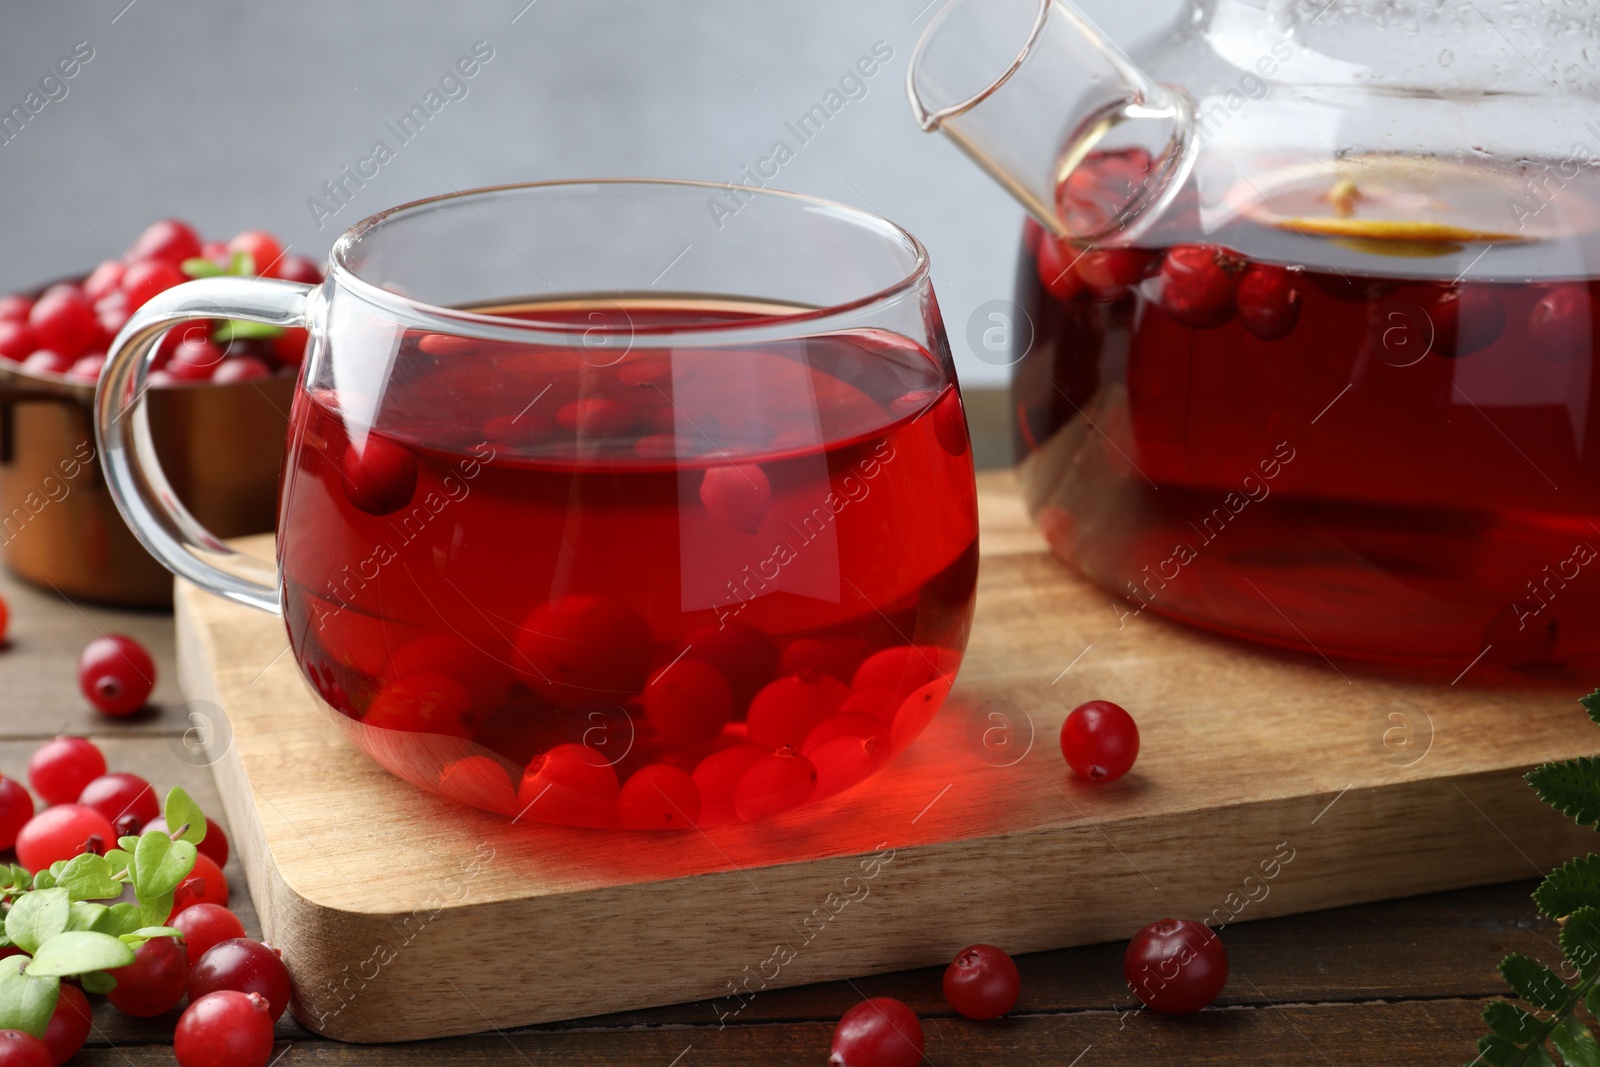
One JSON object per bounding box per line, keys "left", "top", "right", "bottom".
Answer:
{"left": 1016, "top": 149, "right": 1600, "bottom": 678}
{"left": 279, "top": 300, "right": 978, "bottom": 828}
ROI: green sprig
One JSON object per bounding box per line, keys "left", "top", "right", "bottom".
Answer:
{"left": 0, "top": 786, "right": 206, "bottom": 1036}
{"left": 1474, "top": 690, "right": 1600, "bottom": 1065}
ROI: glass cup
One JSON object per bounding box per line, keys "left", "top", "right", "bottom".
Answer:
{"left": 95, "top": 180, "right": 979, "bottom": 829}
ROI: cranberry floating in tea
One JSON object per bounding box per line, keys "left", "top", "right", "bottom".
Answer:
{"left": 94, "top": 181, "right": 978, "bottom": 827}
{"left": 911, "top": 0, "right": 1600, "bottom": 677}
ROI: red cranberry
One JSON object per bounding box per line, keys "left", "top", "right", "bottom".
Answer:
{"left": 174, "top": 991, "right": 275, "bottom": 1067}
{"left": 120, "top": 258, "right": 188, "bottom": 311}
{"left": 96, "top": 298, "right": 132, "bottom": 340}
{"left": 200, "top": 240, "right": 229, "bottom": 264}
{"left": 129, "top": 219, "right": 202, "bottom": 264}
{"left": 1429, "top": 284, "right": 1506, "bottom": 358}
{"left": 747, "top": 672, "right": 849, "bottom": 750}
{"left": 77, "top": 772, "right": 159, "bottom": 831}
{"left": 42, "top": 983, "right": 91, "bottom": 1064}
{"left": 699, "top": 464, "right": 770, "bottom": 533}
{"left": 1060, "top": 699, "right": 1140, "bottom": 782}
{"left": 513, "top": 595, "right": 651, "bottom": 709}
{"left": 0, "top": 321, "right": 34, "bottom": 362}
{"left": 274, "top": 255, "right": 323, "bottom": 285}
{"left": 171, "top": 853, "right": 230, "bottom": 916}
{"left": 341, "top": 432, "right": 417, "bottom": 516}
{"left": 1124, "top": 918, "right": 1228, "bottom": 1013}
{"left": 943, "top": 943, "right": 1021, "bottom": 1019}
{"left": 614, "top": 763, "right": 702, "bottom": 829}
{"left": 643, "top": 659, "right": 732, "bottom": 747}
{"left": 168, "top": 337, "right": 224, "bottom": 382}
{"left": 1058, "top": 147, "right": 1154, "bottom": 234}
{"left": 829, "top": 997, "right": 924, "bottom": 1067}
{"left": 107, "top": 936, "right": 190, "bottom": 1017}
{"left": 21, "top": 351, "right": 71, "bottom": 376}
{"left": 83, "top": 260, "right": 128, "bottom": 301}
{"left": 692, "top": 744, "right": 767, "bottom": 824}
{"left": 171, "top": 904, "right": 248, "bottom": 963}
{"left": 77, "top": 634, "right": 156, "bottom": 715}
{"left": 188, "top": 939, "right": 290, "bottom": 1021}
{"left": 515, "top": 744, "right": 620, "bottom": 828}
{"left": 15, "top": 805, "right": 116, "bottom": 872}
{"left": 851, "top": 645, "right": 951, "bottom": 698}
{"left": 212, "top": 356, "right": 272, "bottom": 383}
{"left": 66, "top": 353, "right": 105, "bottom": 381}
{"left": 0, "top": 778, "right": 31, "bottom": 852}
{"left": 1529, "top": 284, "right": 1593, "bottom": 363}
{"left": 27, "top": 291, "right": 96, "bottom": 359}
{"left": 1155, "top": 244, "right": 1245, "bottom": 328}
{"left": 1036, "top": 235, "right": 1088, "bottom": 302}
{"left": 734, "top": 748, "right": 817, "bottom": 821}
{"left": 0, "top": 1030, "right": 52, "bottom": 1067}
{"left": 0, "top": 296, "right": 31, "bottom": 322}
{"left": 1236, "top": 263, "right": 1303, "bottom": 341}
{"left": 28, "top": 737, "right": 106, "bottom": 806}
{"left": 228, "top": 231, "right": 285, "bottom": 276}
{"left": 1076, "top": 247, "right": 1154, "bottom": 301}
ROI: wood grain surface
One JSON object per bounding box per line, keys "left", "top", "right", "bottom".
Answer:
{"left": 172, "top": 467, "right": 1600, "bottom": 1044}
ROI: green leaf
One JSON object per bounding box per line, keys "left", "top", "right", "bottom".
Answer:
{"left": 1581, "top": 691, "right": 1600, "bottom": 730}
{"left": 66, "top": 902, "right": 109, "bottom": 933}
{"left": 102, "top": 904, "right": 143, "bottom": 938}
{"left": 139, "top": 894, "right": 174, "bottom": 931}
{"left": 117, "top": 836, "right": 140, "bottom": 855}
{"left": 6, "top": 889, "right": 69, "bottom": 956}
{"left": 1528, "top": 759, "right": 1600, "bottom": 831}
{"left": 1563, "top": 909, "right": 1600, "bottom": 982}
{"left": 229, "top": 250, "right": 255, "bottom": 276}
{"left": 0, "top": 866, "right": 30, "bottom": 895}
{"left": 132, "top": 832, "right": 197, "bottom": 900}
{"left": 25, "top": 931, "right": 135, "bottom": 977}
{"left": 212, "top": 319, "right": 283, "bottom": 343}
{"left": 1475, "top": 1033, "right": 1521, "bottom": 1067}
{"left": 180, "top": 257, "right": 224, "bottom": 279}
{"left": 79, "top": 971, "right": 114, "bottom": 995}
{"left": 1537, "top": 856, "right": 1600, "bottom": 919}
{"left": 162, "top": 788, "right": 206, "bottom": 848}
{"left": 103, "top": 849, "right": 132, "bottom": 879}
{"left": 1502, "top": 954, "right": 1573, "bottom": 1013}
{"left": 1485, "top": 1000, "right": 1543, "bottom": 1044}
{"left": 0, "top": 960, "right": 58, "bottom": 1038}
{"left": 56, "top": 854, "right": 124, "bottom": 902}
{"left": 1553, "top": 1015, "right": 1600, "bottom": 1067}
{"left": 29, "top": 870, "right": 54, "bottom": 892}
{"left": 126, "top": 926, "right": 182, "bottom": 940}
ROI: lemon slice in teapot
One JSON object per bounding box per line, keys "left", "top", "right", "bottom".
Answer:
{"left": 1232, "top": 155, "right": 1559, "bottom": 253}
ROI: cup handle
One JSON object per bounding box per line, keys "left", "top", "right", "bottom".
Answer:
{"left": 95, "top": 276, "right": 315, "bottom": 616}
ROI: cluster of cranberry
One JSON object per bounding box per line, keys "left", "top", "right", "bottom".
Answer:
{"left": 0, "top": 219, "right": 319, "bottom": 385}
{"left": 1033, "top": 226, "right": 1304, "bottom": 341}
{"left": 0, "top": 736, "right": 289, "bottom": 1066}
{"left": 828, "top": 699, "right": 1226, "bottom": 1066}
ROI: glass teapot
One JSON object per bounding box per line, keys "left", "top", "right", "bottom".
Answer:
{"left": 911, "top": 0, "right": 1600, "bottom": 680}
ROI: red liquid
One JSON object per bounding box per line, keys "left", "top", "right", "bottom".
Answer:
{"left": 279, "top": 300, "right": 978, "bottom": 827}
{"left": 1016, "top": 151, "right": 1600, "bottom": 679}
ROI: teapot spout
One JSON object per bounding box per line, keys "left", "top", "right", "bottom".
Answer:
{"left": 908, "top": 0, "right": 1195, "bottom": 242}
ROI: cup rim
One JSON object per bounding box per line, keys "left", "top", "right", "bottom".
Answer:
{"left": 327, "top": 178, "right": 932, "bottom": 338}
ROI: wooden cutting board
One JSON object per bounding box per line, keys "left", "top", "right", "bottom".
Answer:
{"left": 175, "top": 469, "right": 1597, "bottom": 1043}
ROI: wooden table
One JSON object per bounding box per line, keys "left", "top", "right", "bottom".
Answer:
{"left": 0, "top": 388, "right": 1549, "bottom": 1064}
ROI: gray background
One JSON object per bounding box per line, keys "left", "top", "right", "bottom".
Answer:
{"left": 0, "top": 0, "right": 1187, "bottom": 387}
